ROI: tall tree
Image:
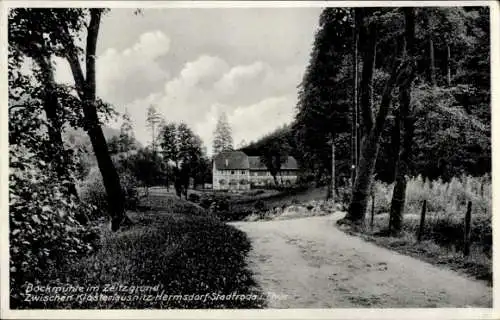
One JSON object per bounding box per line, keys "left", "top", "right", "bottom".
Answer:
{"left": 351, "top": 8, "right": 360, "bottom": 182}
{"left": 260, "top": 138, "right": 289, "bottom": 186}
{"left": 294, "top": 8, "right": 353, "bottom": 188}
{"left": 158, "top": 122, "right": 205, "bottom": 197}
{"left": 9, "top": 8, "right": 129, "bottom": 230}
{"left": 341, "top": 8, "right": 412, "bottom": 225}
{"left": 64, "top": 9, "right": 130, "bottom": 231}
{"left": 146, "top": 104, "right": 162, "bottom": 154}
{"left": 159, "top": 122, "right": 179, "bottom": 166}
{"left": 212, "top": 112, "right": 233, "bottom": 155}
{"left": 388, "top": 7, "right": 418, "bottom": 234}
{"left": 9, "top": 10, "right": 82, "bottom": 204}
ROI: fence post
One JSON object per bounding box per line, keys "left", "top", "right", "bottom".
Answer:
{"left": 370, "top": 194, "right": 375, "bottom": 229}
{"left": 417, "top": 200, "right": 427, "bottom": 242}
{"left": 464, "top": 201, "right": 473, "bottom": 257}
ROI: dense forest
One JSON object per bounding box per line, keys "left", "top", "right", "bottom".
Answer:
{"left": 242, "top": 7, "right": 490, "bottom": 229}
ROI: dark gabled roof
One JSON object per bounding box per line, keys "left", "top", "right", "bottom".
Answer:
{"left": 248, "top": 156, "right": 267, "bottom": 170}
{"left": 281, "top": 156, "right": 299, "bottom": 170}
{"left": 214, "top": 151, "right": 249, "bottom": 170}
{"left": 248, "top": 156, "right": 299, "bottom": 170}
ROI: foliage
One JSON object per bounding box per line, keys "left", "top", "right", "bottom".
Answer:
{"left": 412, "top": 85, "right": 490, "bottom": 181}
{"left": 108, "top": 110, "right": 138, "bottom": 155}
{"left": 158, "top": 121, "right": 210, "bottom": 188}
{"left": 15, "top": 211, "right": 264, "bottom": 308}
{"left": 212, "top": 112, "right": 234, "bottom": 155}
{"left": 293, "top": 8, "right": 353, "bottom": 181}
{"left": 290, "top": 6, "right": 490, "bottom": 190}
{"left": 9, "top": 145, "right": 98, "bottom": 307}
{"left": 78, "top": 166, "right": 139, "bottom": 217}
{"left": 188, "top": 193, "right": 201, "bottom": 203}
{"left": 159, "top": 122, "right": 179, "bottom": 164}
{"left": 146, "top": 104, "right": 162, "bottom": 152}
{"left": 126, "top": 148, "right": 165, "bottom": 188}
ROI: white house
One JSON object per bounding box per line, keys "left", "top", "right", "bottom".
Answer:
{"left": 212, "top": 151, "right": 299, "bottom": 190}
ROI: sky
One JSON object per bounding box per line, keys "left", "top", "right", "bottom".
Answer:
{"left": 53, "top": 8, "right": 323, "bottom": 155}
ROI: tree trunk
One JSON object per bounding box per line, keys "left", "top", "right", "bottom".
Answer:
{"left": 389, "top": 7, "right": 417, "bottom": 234}
{"left": 390, "top": 109, "right": 401, "bottom": 182}
{"left": 34, "top": 53, "right": 89, "bottom": 225}
{"left": 36, "top": 56, "right": 75, "bottom": 186}
{"left": 331, "top": 136, "right": 336, "bottom": 204}
{"left": 446, "top": 43, "right": 452, "bottom": 86}
{"left": 358, "top": 16, "right": 376, "bottom": 136}
{"left": 342, "top": 57, "right": 409, "bottom": 224}
{"left": 272, "top": 174, "right": 279, "bottom": 187}
{"left": 429, "top": 38, "right": 436, "bottom": 87}
{"left": 342, "top": 11, "right": 378, "bottom": 224}
{"left": 64, "top": 9, "right": 129, "bottom": 231}
{"left": 351, "top": 8, "right": 360, "bottom": 184}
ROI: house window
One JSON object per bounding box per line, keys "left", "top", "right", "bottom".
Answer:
{"left": 241, "top": 170, "right": 246, "bottom": 174}
{"left": 231, "top": 170, "right": 235, "bottom": 175}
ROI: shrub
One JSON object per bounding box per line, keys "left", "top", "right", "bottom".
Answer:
{"left": 254, "top": 200, "right": 267, "bottom": 212}
{"left": 78, "top": 166, "right": 138, "bottom": 217}
{"left": 188, "top": 193, "right": 201, "bottom": 203}
{"left": 210, "top": 197, "right": 230, "bottom": 212}
{"left": 9, "top": 145, "right": 97, "bottom": 307}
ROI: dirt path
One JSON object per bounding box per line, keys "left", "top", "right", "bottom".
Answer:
{"left": 231, "top": 214, "right": 492, "bottom": 308}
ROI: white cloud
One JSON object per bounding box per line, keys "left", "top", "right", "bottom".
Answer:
{"left": 194, "top": 95, "right": 296, "bottom": 156}
{"left": 53, "top": 30, "right": 171, "bottom": 105}
{"left": 123, "top": 55, "right": 301, "bottom": 154}
{"left": 228, "top": 95, "right": 296, "bottom": 146}
{"left": 214, "top": 61, "right": 267, "bottom": 95}
{"left": 14, "top": 9, "right": 321, "bottom": 159}
{"left": 97, "top": 30, "right": 171, "bottom": 104}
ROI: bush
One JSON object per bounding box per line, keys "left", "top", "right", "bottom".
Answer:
{"left": 254, "top": 200, "right": 267, "bottom": 212}
{"left": 210, "top": 197, "right": 230, "bottom": 212}
{"left": 9, "top": 145, "right": 97, "bottom": 307}
{"left": 188, "top": 193, "right": 201, "bottom": 203}
{"left": 78, "top": 166, "right": 139, "bottom": 217}
{"left": 198, "top": 193, "right": 230, "bottom": 213}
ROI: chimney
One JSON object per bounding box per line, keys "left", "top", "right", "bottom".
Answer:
{"left": 225, "top": 159, "right": 228, "bottom": 167}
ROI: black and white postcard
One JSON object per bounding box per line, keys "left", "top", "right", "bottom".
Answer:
{"left": 1, "top": 1, "right": 498, "bottom": 319}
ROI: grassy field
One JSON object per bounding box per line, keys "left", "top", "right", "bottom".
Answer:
{"left": 19, "top": 194, "right": 265, "bottom": 309}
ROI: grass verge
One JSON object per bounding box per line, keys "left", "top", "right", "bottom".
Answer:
{"left": 18, "top": 210, "right": 265, "bottom": 309}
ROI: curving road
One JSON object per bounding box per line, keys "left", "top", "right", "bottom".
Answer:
{"left": 231, "top": 214, "right": 492, "bottom": 308}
